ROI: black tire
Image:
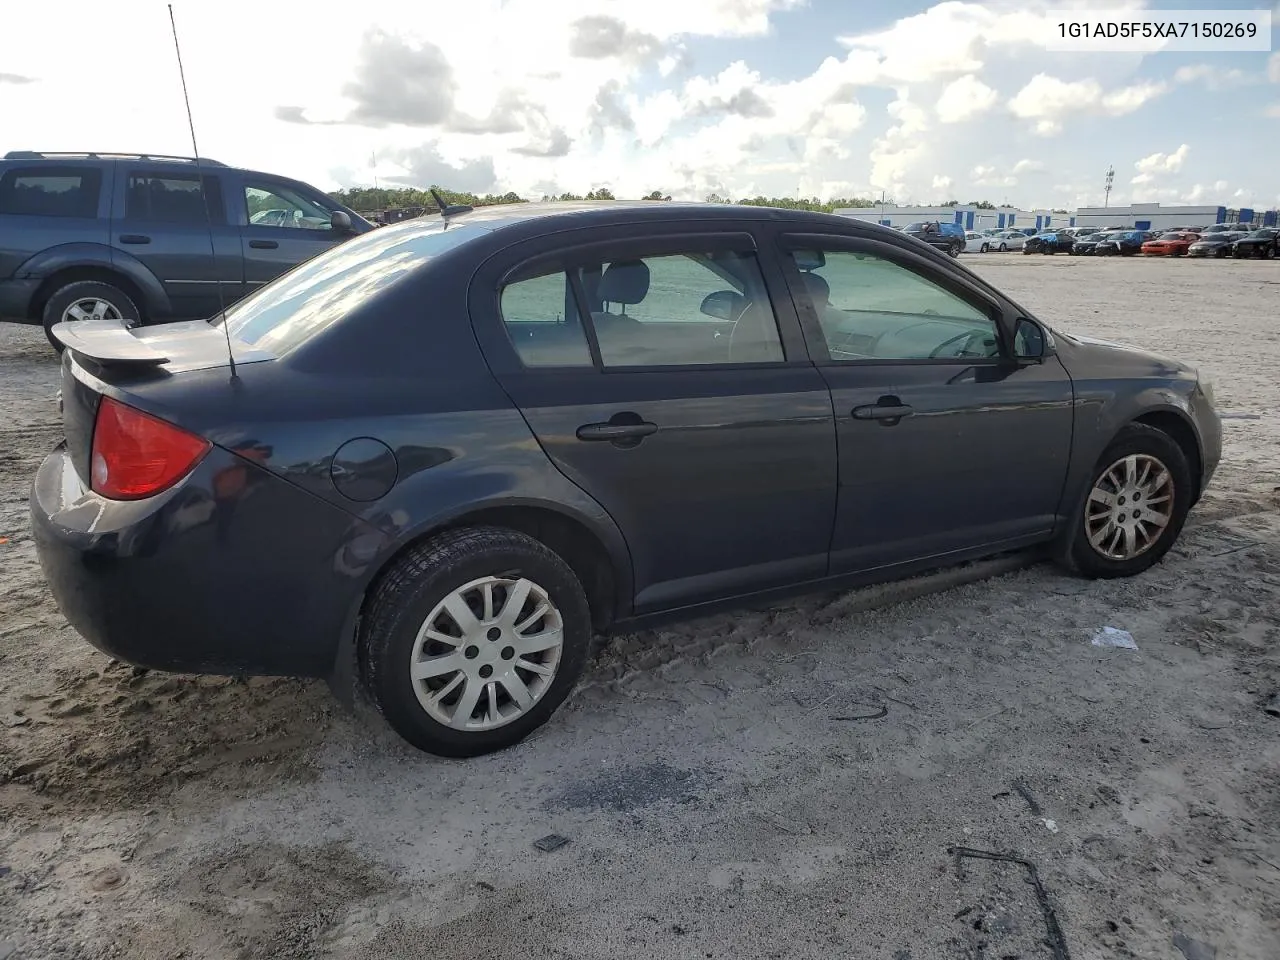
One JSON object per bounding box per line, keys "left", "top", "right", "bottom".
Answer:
{"left": 41, "top": 280, "right": 141, "bottom": 351}
{"left": 1265, "top": 246, "right": 1275, "bottom": 260}
{"left": 358, "top": 526, "right": 593, "bottom": 757}
{"left": 998, "top": 243, "right": 1007, "bottom": 252}
{"left": 948, "top": 243, "right": 960, "bottom": 258}
{"left": 980, "top": 243, "right": 989, "bottom": 253}
{"left": 1059, "top": 423, "right": 1193, "bottom": 579}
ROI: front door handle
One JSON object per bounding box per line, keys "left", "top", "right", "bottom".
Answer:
{"left": 576, "top": 421, "right": 658, "bottom": 442}
{"left": 118, "top": 234, "right": 150, "bottom": 244}
{"left": 851, "top": 400, "right": 914, "bottom": 424}
{"left": 249, "top": 239, "right": 279, "bottom": 249}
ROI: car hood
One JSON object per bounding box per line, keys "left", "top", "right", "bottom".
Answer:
{"left": 1057, "top": 332, "right": 1195, "bottom": 379}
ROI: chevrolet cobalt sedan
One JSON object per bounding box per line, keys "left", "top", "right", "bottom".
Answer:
{"left": 32, "top": 202, "right": 1221, "bottom": 757}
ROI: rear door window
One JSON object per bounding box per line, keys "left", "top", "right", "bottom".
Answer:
{"left": 125, "top": 171, "right": 225, "bottom": 224}
{"left": 0, "top": 166, "right": 102, "bottom": 218}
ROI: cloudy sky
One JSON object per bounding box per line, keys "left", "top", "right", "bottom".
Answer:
{"left": 2, "top": 0, "right": 1278, "bottom": 210}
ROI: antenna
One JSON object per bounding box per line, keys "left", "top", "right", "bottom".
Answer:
{"left": 168, "top": 4, "right": 236, "bottom": 380}
{"left": 430, "top": 187, "right": 473, "bottom": 219}
{"left": 1104, "top": 164, "right": 1115, "bottom": 209}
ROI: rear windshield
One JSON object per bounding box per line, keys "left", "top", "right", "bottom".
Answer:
{"left": 221, "top": 220, "right": 486, "bottom": 353}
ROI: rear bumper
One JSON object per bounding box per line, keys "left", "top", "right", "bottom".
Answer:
{"left": 0, "top": 278, "right": 40, "bottom": 323}
{"left": 31, "top": 441, "right": 383, "bottom": 676}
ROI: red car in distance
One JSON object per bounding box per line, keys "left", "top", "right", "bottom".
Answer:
{"left": 1141, "top": 231, "right": 1200, "bottom": 256}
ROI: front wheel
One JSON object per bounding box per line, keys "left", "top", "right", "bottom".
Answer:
{"left": 998, "top": 243, "right": 1007, "bottom": 252}
{"left": 40, "top": 280, "right": 141, "bottom": 352}
{"left": 1265, "top": 246, "right": 1275, "bottom": 260}
{"left": 980, "top": 243, "right": 989, "bottom": 253}
{"left": 1060, "top": 423, "right": 1192, "bottom": 579}
{"left": 359, "top": 526, "right": 593, "bottom": 757}
{"left": 948, "top": 244, "right": 960, "bottom": 257}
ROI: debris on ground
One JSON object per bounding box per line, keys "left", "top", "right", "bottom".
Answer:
{"left": 1091, "top": 626, "right": 1138, "bottom": 650}
{"left": 1173, "top": 932, "right": 1217, "bottom": 960}
{"left": 533, "top": 834, "right": 571, "bottom": 853}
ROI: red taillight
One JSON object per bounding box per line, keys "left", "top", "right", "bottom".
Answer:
{"left": 90, "top": 397, "right": 211, "bottom": 500}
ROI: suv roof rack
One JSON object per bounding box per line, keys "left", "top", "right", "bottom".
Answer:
{"left": 2, "top": 151, "right": 226, "bottom": 166}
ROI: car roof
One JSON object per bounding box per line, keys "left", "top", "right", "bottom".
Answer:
{"left": 355, "top": 200, "right": 900, "bottom": 238}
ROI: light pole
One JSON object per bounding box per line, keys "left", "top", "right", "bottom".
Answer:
{"left": 1104, "top": 165, "right": 1114, "bottom": 209}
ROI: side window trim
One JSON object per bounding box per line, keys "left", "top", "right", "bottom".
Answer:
{"left": 496, "top": 231, "right": 797, "bottom": 373}
{"left": 776, "top": 232, "right": 1012, "bottom": 365}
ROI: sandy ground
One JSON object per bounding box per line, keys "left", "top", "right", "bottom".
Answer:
{"left": 1, "top": 254, "right": 1278, "bottom": 960}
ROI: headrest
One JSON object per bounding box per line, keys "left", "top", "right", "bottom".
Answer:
{"left": 802, "top": 271, "right": 830, "bottom": 302}
{"left": 599, "top": 260, "right": 650, "bottom": 305}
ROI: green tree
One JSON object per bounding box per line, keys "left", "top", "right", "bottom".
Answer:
{"left": 642, "top": 190, "right": 672, "bottom": 201}
{"left": 940, "top": 199, "right": 959, "bottom": 207}
{"left": 969, "top": 200, "right": 996, "bottom": 210}
{"left": 585, "top": 187, "right": 616, "bottom": 200}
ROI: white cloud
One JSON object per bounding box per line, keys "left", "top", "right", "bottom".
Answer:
{"left": 869, "top": 92, "right": 930, "bottom": 194}
{"left": 1269, "top": 53, "right": 1280, "bottom": 84}
{"left": 1012, "top": 159, "right": 1045, "bottom": 175}
{"left": 1008, "top": 73, "right": 1166, "bottom": 135}
{"left": 971, "top": 164, "right": 1017, "bottom": 188}
{"left": 1174, "top": 64, "right": 1250, "bottom": 89}
{"left": 936, "top": 75, "right": 998, "bottom": 123}
{"left": 932, "top": 174, "right": 954, "bottom": 192}
{"left": 1130, "top": 143, "right": 1189, "bottom": 184}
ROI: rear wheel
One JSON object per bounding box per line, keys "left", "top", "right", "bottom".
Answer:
{"left": 998, "top": 242, "right": 1007, "bottom": 252}
{"left": 980, "top": 243, "right": 989, "bottom": 253}
{"left": 40, "top": 280, "right": 140, "bottom": 352}
{"left": 1060, "top": 423, "right": 1192, "bottom": 579}
{"left": 358, "top": 526, "right": 593, "bottom": 757}
{"left": 1265, "top": 246, "right": 1275, "bottom": 260}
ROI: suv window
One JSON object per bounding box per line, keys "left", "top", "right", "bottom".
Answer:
{"left": 0, "top": 166, "right": 101, "bottom": 218}
{"left": 789, "top": 248, "right": 1000, "bottom": 362}
{"left": 499, "top": 271, "right": 593, "bottom": 368}
{"left": 579, "top": 251, "right": 783, "bottom": 367}
{"left": 125, "top": 172, "right": 224, "bottom": 224}
{"left": 244, "top": 181, "right": 334, "bottom": 231}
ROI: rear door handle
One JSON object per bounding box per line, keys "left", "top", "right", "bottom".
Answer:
{"left": 576, "top": 421, "right": 658, "bottom": 442}
{"left": 249, "top": 239, "right": 279, "bottom": 249}
{"left": 119, "top": 234, "right": 150, "bottom": 244}
{"left": 851, "top": 402, "right": 914, "bottom": 423}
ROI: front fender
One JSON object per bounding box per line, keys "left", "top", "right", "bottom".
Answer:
{"left": 18, "top": 242, "right": 171, "bottom": 316}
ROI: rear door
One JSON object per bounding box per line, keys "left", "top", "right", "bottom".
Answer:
{"left": 470, "top": 224, "right": 837, "bottom": 614}
{"left": 111, "top": 164, "right": 243, "bottom": 319}
{"left": 0, "top": 162, "right": 110, "bottom": 279}
{"left": 232, "top": 174, "right": 349, "bottom": 290}
{"left": 776, "top": 231, "right": 1075, "bottom": 573}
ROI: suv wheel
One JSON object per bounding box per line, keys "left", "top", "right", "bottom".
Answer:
{"left": 41, "top": 280, "right": 141, "bottom": 351}
{"left": 358, "top": 526, "right": 593, "bottom": 757}
{"left": 947, "top": 243, "right": 960, "bottom": 257}
{"left": 1060, "top": 423, "right": 1192, "bottom": 579}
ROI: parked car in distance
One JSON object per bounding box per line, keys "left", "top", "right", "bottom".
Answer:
{"left": 964, "top": 230, "right": 986, "bottom": 252}
{"left": 903, "top": 221, "right": 965, "bottom": 257}
{"left": 31, "top": 201, "right": 1222, "bottom": 757}
{"left": 990, "top": 229, "right": 1027, "bottom": 252}
{"left": 0, "top": 150, "right": 374, "bottom": 348}
{"left": 1023, "top": 232, "right": 1073, "bottom": 255}
{"left": 1141, "top": 231, "right": 1200, "bottom": 257}
{"left": 1092, "top": 230, "right": 1150, "bottom": 256}
{"left": 1231, "top": 228, "right": 1279, "bottom": 259}
{"left": 1187, "top": 231, "right": 1247, "bottom": 258}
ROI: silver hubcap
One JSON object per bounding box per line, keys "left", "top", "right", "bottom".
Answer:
{"left": 62, "top": 297, "right": 121, "bottom": 324}
{"left": 1086, "top": 454, "right": 1175, "bottom": 561}
{"left": 410, "top": 575, "right": 563, "bottom": 731}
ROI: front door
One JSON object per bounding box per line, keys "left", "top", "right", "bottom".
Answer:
{"left": 234, "top": 175, "right": 348, "bottom": 293}
{"left": 777, "top": 233, "right": 1075, "bottom": 573}
{"left": 471, "top": 229, "right": 836, "bottom": 613}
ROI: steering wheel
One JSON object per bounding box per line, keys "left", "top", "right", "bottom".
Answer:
{"left": 928, "top": 331, "right": 979, "bottom": 359}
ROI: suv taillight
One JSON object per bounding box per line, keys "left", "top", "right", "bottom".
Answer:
{"left": 90, "top": 397, "right": 211, "bottom": 500}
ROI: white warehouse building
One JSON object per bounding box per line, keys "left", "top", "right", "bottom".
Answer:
{"left": 832, "top": 204, "right": 1067, "bottom": 233}
{"left": 833, "top": 202, "right": 1280, "bottom": 234}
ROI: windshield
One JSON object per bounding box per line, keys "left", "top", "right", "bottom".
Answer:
{"left": 1247, "top": 230, "right": 1275, "bottom": 239}
{"left": 220, "top": 219, "right": 487, "bottom": 353}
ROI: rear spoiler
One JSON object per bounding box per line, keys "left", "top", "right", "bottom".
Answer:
{"left": 50, "top": 319, "right": 169, "bottom": 367}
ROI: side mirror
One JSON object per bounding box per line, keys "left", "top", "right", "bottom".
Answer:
{"left": 1012, "top": 318, "right": 1045, "bottom": 363}
{"left": 331, "top": 210, "right": 353, "bottom": 233}
{"left": 700, "top": 290, "right": 744, "bottom": 321}
{"left": 791, "top": 249, "right": 826, "bottom": 271}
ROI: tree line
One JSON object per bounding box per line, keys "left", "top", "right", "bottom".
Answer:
{"left": 328, "top": 185, "right": 1008, "bottom": 215}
